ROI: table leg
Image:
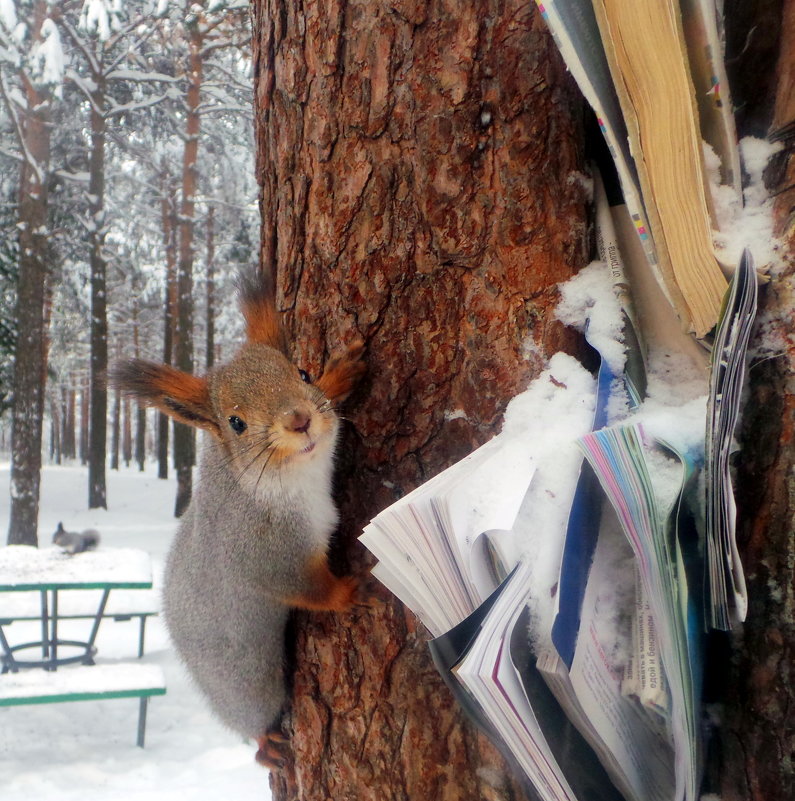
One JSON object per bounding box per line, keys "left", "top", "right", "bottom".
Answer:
{"left": 84, "top": 589, "right": 111, "bottom": 665}
{"left": 40, "top": 590, "right": 50, "bottom": 661}
{"left": 137, "top": 697, "right": 148, "bottom": 748}
{"left": 50, "top": 590, "right": 59, "bottom": 670}
{"left": 0, "top": 623, "right": 18, "bottom": 673}
{"left": 138, "top": 616, "right": 147, "bottom": 658}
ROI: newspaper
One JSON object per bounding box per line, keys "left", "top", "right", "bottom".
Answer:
{"left": 704, "top": 249, "right": 758, "bottom": 629}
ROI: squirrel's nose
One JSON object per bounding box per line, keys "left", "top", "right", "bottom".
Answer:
{"left": 286, "top": 410, "right": 311, "bottom": 434}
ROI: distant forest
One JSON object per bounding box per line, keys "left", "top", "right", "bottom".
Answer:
{"left": 1, "top": 1, "right": 258, "bottom": 542}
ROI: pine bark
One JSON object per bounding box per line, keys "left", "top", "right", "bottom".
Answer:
{"left": 253, "top": 1, "right": 588, "bottom": 799}
{"left": 7, "top": 2, "right": 52, "bottom": 547}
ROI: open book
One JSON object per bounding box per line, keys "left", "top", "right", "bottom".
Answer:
{"left": 536, "top": 0, "right": 737, "bottom": 338}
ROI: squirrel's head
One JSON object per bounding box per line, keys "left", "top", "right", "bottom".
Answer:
{"left": 110, "top": 270, "right": 364, "bottom": 478}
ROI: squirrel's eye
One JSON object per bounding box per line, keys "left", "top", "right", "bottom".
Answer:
{"left": 228, "top": 415, "right": 247, "bottom": 435}
{"left": 298, "top": 369, "right": 311, "bottom": 384}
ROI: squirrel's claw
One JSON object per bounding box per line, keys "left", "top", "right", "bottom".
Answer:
{"left": 255, "top": 730, "right": 292, "bottom": 769}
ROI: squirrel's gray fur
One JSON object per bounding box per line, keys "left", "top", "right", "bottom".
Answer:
{"left": 162, "top": 436, "right": 333, "bottom": 739}
{"left": 52, "top": 522, "right": 100, "bottom": 555}
{"left": 110, "top": 270, "right": 365, "bottom": 766}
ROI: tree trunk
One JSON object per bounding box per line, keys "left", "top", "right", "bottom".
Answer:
{"left": 7, "top": 3, "right": 52, "bottom": 546}
{"left": 173, "top": 25, "right": 204, "bottom": 517}
{"left": 205, "top": 205, "right": 215, "bottom": 370}
{"left": 158, "top": 166, "right": 178, "bottom": 480}
{"left": 132, "top": 300, "right": 146, "bottom": 471}
{"left": 50, "top": 398, "right": 61, "bottom": 465}
{"left": 135, "top": 407, "right": 146, "bottom": 471}
{"left": 79, "top": 377, "right": 89, "bottom": 466}
{"left": 110, "top": 387, "right": 121, "bottom": 471}
{"left": 721, "top": 2, "right": 795, "bottom": 800}
{"left": 253, "top": 1, "right": 588, "bottom": 798}
{"left": 122, "top": 396, "right": 132, "bottom": 467}
{"left": 87, "top": 78, "right": 108, "bottom": 509}
{"left": 62, "top": 385, "right": 76, "bottom": 461}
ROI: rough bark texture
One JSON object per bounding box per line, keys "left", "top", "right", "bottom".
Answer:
{"left": 7, "top": 1, "right": 52, "bottom": 546}
{"left": 253, "top": 1, "right": 588, "bottom": 799}
{"left": 722, "top": 2, "right": 795, "bottom": 799}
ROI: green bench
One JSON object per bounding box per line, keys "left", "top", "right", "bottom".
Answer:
{"left": 0, "top": 663, "right": 166, "bottom": 747}
{"left": 0, "top": 588, "right": 160, "bottom": 659}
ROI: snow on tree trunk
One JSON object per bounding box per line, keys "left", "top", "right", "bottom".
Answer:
{"left": 253, "top": 1, "right": 588, "bottom": 798}
{"left": 88, "top": 77, "right": 108, "bottom": 509}
{"left": 7, "top": 13, "right": 53, "bottom": 546}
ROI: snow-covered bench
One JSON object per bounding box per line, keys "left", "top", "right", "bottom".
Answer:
{"left": 0, "top": 663, "right": 166, "bottom": 747}
{"left": 0, "top": 588, "right": 160, "bottom": 658}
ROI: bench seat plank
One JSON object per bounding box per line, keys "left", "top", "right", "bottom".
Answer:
{"left": 0, "top": 588, "right": 160, "bottom": 621}
{"left": 0, "top": 663, "right": 166, "bottom": 705}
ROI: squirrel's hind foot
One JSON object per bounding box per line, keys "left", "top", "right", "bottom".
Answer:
{"left": 255, "top": 729, "right": 291, "bottom": 769}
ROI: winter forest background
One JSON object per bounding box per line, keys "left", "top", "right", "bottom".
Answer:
{"left": 1, "top": 0, "right": 258, "bottom": 538}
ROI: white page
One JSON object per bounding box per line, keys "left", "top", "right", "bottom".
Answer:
{"left": 567, "top": 515, "right": 675, "bottom": 801}
{"left": 455, "top": 563, "right": 578, "bottom": 801}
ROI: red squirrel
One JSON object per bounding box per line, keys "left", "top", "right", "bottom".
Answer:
{"left": 110, "top": 270, "right": 365, "bottom": 767}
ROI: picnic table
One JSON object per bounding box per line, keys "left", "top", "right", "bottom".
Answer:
{"left": 0, "top": 545, "right": 153, "bottom": 672}
{"left": 0, "top": 545, "right": 166, "bottom": 747}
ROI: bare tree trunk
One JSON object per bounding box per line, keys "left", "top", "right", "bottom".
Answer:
{"left": 158, "top": 166, "right": 177, "bottom": 480}
{"left": 205, "top": 205, "right": 215, "bottom": 370}
{"left": 87, "top": 77, "right": 108, "bottom": 508}
{"left": 79, "top": 377, "right": 89, "bottom": 466}
{"left": 61, "top": 386, "right": 76, "bottom": 460}
{"left": 122, "top": 396, "right": 132, "bottom": 467}
{"left": 721, "top": 2, "right": 795, "bottom": 800}
{"left": 7, "top": 4, "right": 52, "bottom": 546}
{"left": 132, "top": 299, "right": 146, "bottom": 471}
{"left": 253, "top": 1, "right": 588, "bottom": 798}
{"left": 135, "top": 407, "right": 146, "bottom": 471}
{"left": 110, "top": 388, "right": 120, "bottom": 471}
{"left": 50, "top": 398, "right": 61, "bottom": 465}
{"left": 173, "top": 22, "right": 204, "bottom": 518}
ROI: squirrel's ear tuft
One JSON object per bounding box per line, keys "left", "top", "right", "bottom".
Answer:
{"left": 109, "top": 359, "right": 220, "bottom": 436}
{"left": 238, "top": 269, "right": 287, "bottom": 353}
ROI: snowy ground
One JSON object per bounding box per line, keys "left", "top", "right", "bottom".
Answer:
{"left": 0, "top": 460, "right": 272, "bottom": 801}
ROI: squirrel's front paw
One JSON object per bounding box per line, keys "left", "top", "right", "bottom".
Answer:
{"left": 287, "top": 555, "right": 363, "bottom": 613}
{"left": 255, "top": 728, "right": 291, "bottom": 769}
